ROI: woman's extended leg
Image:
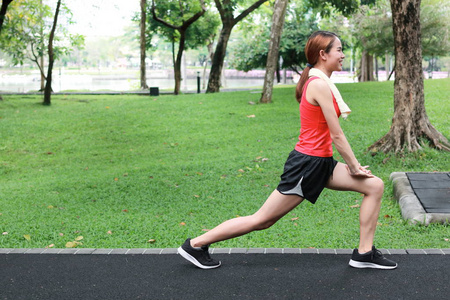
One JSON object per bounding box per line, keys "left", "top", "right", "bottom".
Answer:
{"left": 190, "top": 190, "right": 304, "bottom": 247}
{"left": 326, "top": 162, "right": 384, "bottom": 254}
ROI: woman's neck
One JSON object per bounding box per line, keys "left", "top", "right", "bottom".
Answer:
{"left": 313, "top": 65, "right": 332, "bottom": 78}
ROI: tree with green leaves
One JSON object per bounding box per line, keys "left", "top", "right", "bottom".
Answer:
{"left": 151, "top": 0, "right": 206, "bottom": 95}
{"left": 206, "top": 0, "right": 268, "bottom": 93}
{"left": 369, "top": 0, "right": 449, "bottom": 152}
{"left": 43, "top": 0, "right": 61, "bottom": 106}
{"left": 0, "top": 0, "right": 84, "bottom": 91}
{"left": 352, "top": 0, "right": 450, "bottom": 81}
{"left": 232, "top": 0, "right": 375, "bottom": 101}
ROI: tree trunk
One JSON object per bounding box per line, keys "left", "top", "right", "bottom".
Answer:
{"left": 140, "top": 0, "right": 149, "bottom": 89}
{"left": 369, "top": 0, "right": 450, "bottom": 152}
{"left": 173, "top": 31, "right": 186, "bottom": 95}
{"left": 206, "top": 24, "right": 232, "bottom": 93}
{"left": 202, "top": 41, "right": 214, "bottom": 89}
{"left": 358, "top": 50, "right": 374, "bottom": 82}
{"left": 40, "top": 0, "right": 45, "bottom": 91}
{"left": 43, "top": 0, "right": 61, "bottom": 106}
{"left": 385, "top": 52, "right": 390, "bottom": 81}
{"left": 374, "top": 55, "right": 379, "bottom": 81}
{"left": 206, "top": 0, "right": 267, "bottom": 93}
{"left": 151, "top": 0, "right": 205, "bottom": 95}
{"left": 260, "top": 0, "right": 288, "bottom": 103}
{"left": 40, "top": 54, "right": 45, "bottom": 91}
{"left": 0, "top": 0, "right": 13, "bottom": 34}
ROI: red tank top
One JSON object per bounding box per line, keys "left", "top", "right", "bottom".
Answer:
{"left": 295, "top": 77, "right": 340, "bottom": 157}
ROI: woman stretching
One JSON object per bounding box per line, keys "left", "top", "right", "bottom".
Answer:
{"left": 178, "top": 31, "right": 397, "bottom": 270}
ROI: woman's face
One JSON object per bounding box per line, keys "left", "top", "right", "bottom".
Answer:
{"left": 323, "top": 38, "right": 345, "bottom": 72}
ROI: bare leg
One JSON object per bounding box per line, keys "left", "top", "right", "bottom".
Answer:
{"left": 190, "top": 190, "right": 303, "bottom": 247}
{"left": 326, "top": 162, "right": 384, "bottom": 253}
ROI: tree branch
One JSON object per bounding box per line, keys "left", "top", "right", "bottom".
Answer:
{"left": 151, "top": 0, "right": 206, "bottom": 31}
{"left": 0, "top": 0, "right": 14, "bottom": 34}
{"left": 234, "top": 0, "right": 267, "bottom": 25}
{"left": 151, "top": 0, "right": 179, "bottom": 30}
{"left": 29, "top": 42, "right": 46, "bottom": 80}
{"left": 214, "top": 0, "right": 226, "bottom": 20}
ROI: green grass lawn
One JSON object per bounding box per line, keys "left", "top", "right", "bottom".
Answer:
{"left": 0, "top": 78, "right": 449, "bottom": 250}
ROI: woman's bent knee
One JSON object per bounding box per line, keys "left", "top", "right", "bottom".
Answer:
{"left": 367, "top": 176, "right": 384, "bottom": 198}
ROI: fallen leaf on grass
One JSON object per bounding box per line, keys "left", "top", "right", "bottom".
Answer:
{"left": 247, "top": 114, "right": 256, "bottom": 118}
{"left": 23, "top": 234, "right": 31, "bottom": 241}
{"left": 46, "top": 244, "right": 55, "bottom": 248}
{"left": 291, "top": 217, "right": 299, "bottom": 221}
{"left": 179, "top": 222, "right": 186, "bottom": 226}
{"left": 148, "top": 239, "right": 156, "bottom": 243}
{"left": 2, "top": 232, "right": 8, "bottom": 235}
{"left": 65, "top": 237, "right": 83, "bottom": 248}
{"left": 65, "top": 241, "right": 77, "bottom": 248}
{"left": 107, "top": 231, "right": 113, "bottom": 235}
{"left": 350, "top": 204, "right": 360, "bottom": 208}
{"left": 444, "top": 238, "right": 449, "bottom": 242}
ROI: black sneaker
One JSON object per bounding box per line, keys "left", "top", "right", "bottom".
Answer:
{"left": 178, "top": 238, "right": 221, "bottom": 269}
{"left": 349, "top": 246, "right": 398, "bottom": 270}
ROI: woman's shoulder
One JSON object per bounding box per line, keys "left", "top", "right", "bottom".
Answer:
{"left": 306, "top": 77, "right": 333, "bottom": 105}
{"left": 307, "top": 77, "right": 328, "bottom": 90}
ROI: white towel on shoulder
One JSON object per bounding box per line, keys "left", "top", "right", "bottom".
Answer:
{"left": 309, "top": 68, "right": 351, "bottom": 119}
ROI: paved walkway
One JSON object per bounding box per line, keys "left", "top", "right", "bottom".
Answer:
{"left": 1, "top": 168, "right": 449, "bottom": 299}
{"left": 1, "top": 249, "right": 449, "bottom": 300}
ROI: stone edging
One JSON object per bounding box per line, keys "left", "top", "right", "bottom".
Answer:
{"left": 1, "top": 248, "right": 449, "bottom": 255}
{"left": 390, "top": 172, "right": 450, "bottom": 225}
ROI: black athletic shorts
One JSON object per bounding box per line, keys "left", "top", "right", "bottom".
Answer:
{"left": 276, "top": 150, "right": 338, "bottom": 204}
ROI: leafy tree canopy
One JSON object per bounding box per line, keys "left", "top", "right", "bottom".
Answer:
{"left": 0, "top": 0, "right": 84, "bottom": 66}
{"left": 351, "top": 0, "right": 450, "bottom": 57}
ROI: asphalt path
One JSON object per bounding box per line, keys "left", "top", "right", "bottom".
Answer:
{"left": 1, "top": 253, "right": 449, "bottom": 300}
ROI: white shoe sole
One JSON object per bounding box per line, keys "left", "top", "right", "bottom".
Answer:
{"left": 178, "top": 246, "right": 221, "bottom": 269}
{"left": 349, "top": 259, "right": 397, "bottom": 270}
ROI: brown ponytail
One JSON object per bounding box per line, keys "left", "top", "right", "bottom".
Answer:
{"left": 295, "top": 31, "right": 338, "bottom": 103}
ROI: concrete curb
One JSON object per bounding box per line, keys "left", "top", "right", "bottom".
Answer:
{"left": 1, "top": 248, "right": 449, "bottom": 255}
{"left": 390, "top": 172, "right": 450, "bottom": 225}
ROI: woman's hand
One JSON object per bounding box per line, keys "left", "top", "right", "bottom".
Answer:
{"left": 345, "top": 164, "right": 374, "bottom": 178}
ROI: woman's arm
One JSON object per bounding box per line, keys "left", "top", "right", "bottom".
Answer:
{"left": 306, "top": 79, "right": 372, "bottom": 177}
